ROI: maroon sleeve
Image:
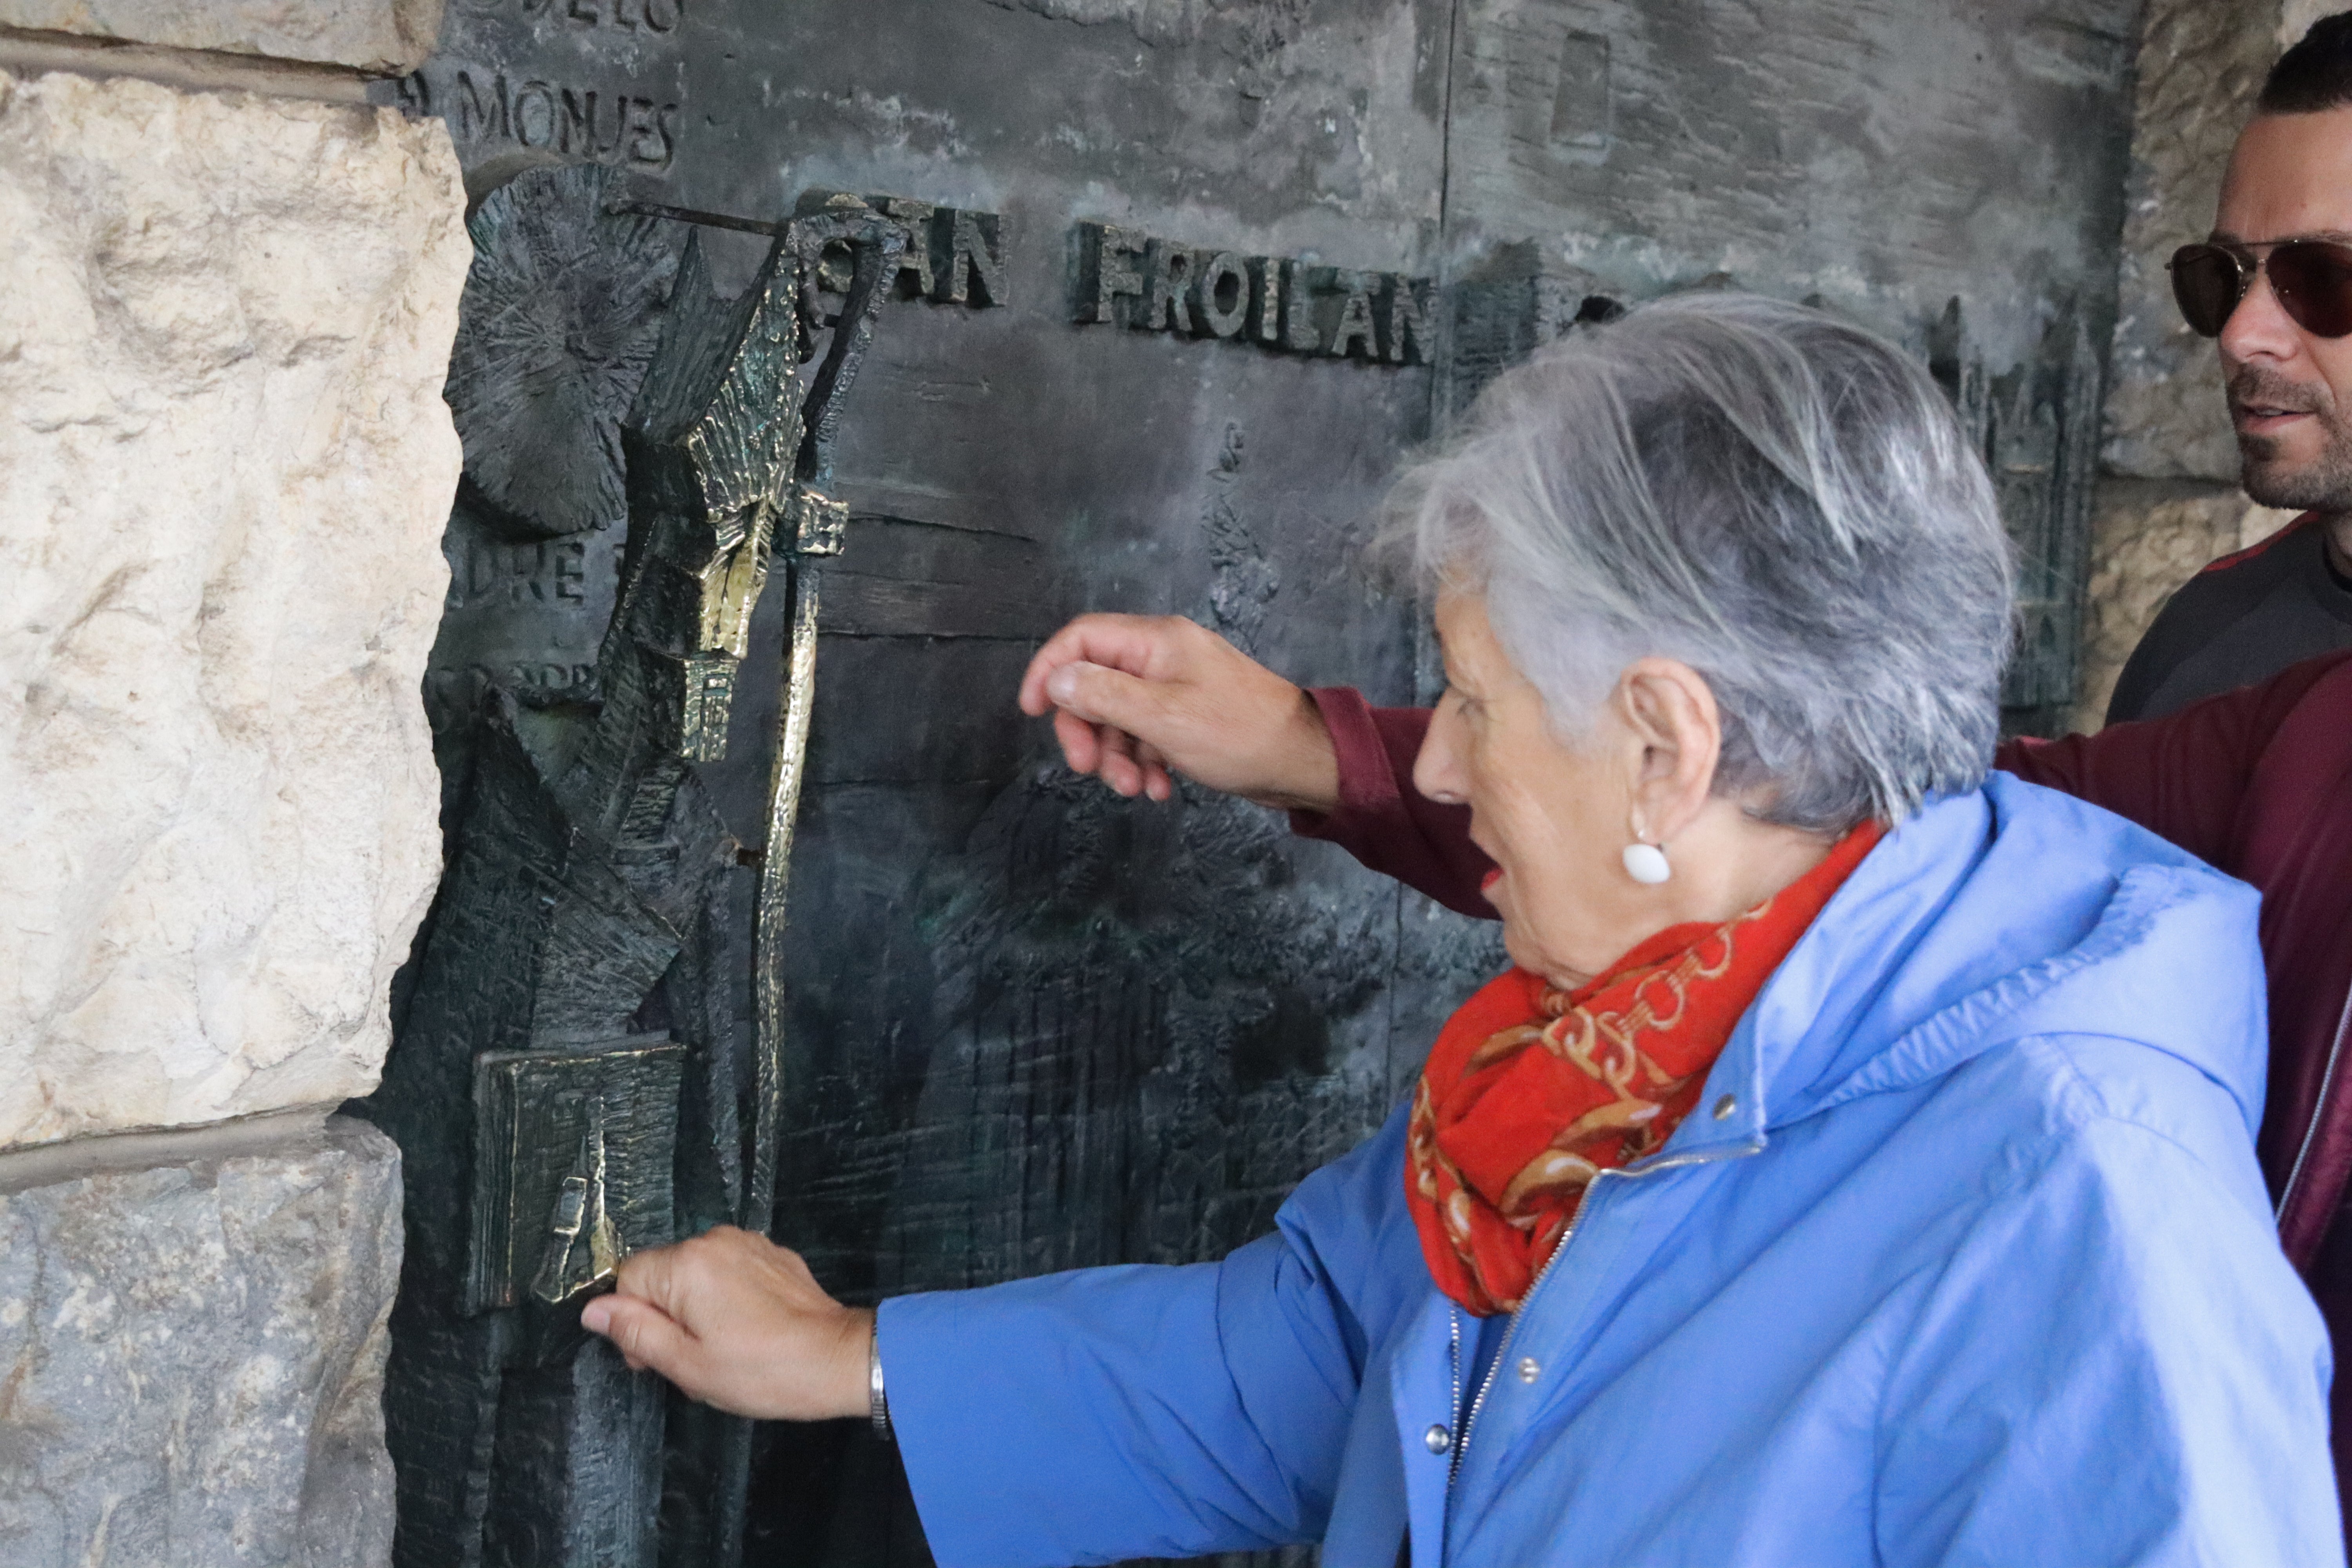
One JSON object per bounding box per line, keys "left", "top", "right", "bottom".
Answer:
{"left": 1285, "top": 659, "right": 2331, "bottom": 922}
{"left": 1993, "top": 655, "right": 2351, "bottom": 868}
{"left": 1288, "top": 688, "right": 1497, "bottom": 918}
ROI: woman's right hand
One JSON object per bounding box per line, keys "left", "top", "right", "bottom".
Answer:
{"left": 581, "top": 1226, "right": 871, "bottom": 1422}
{"left": 1018, "top": 614, "right": 1341, "bottom": 812}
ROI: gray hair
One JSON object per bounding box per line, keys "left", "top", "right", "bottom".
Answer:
{"left": 1392, "top": 292, "right": 2013, "bottom": 831}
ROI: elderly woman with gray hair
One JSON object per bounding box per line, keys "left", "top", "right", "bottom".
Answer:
{"left": 587, "top": 295, "right": 2340, "bottom": 1566}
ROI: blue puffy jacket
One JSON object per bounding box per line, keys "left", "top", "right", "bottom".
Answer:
{"left": 880, "top": 776, "right": 2341, "bottom": 1566}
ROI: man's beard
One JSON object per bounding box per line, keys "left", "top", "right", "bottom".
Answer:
{"left": 2234, "top": 365, "right": 2352, "bottom": 513}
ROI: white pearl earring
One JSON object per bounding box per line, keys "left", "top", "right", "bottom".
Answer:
{"left": 1622, "top": 841, "right": 1672, "bottom": 885}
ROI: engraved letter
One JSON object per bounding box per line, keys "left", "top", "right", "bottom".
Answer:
{"left": 557, "top": 542, "right": 587, "bottom": 602}
{"left": 653, "top": 103, "right": 680, "bottom": 170}
{"left": 1383, "top": 274, "right": 1438, "bottom": 365}
{"left": 1326, "top": 270, "right": 1379, "bottom": 359}
{"left": 594, "top": 87, "right": 628, "bottom": 157}
{"left": 1077, "top": 221, "right": 1145, "bottom": 324}
{"left": 454, "top": 70, "right": 509, "bottom": 144}
{"left": 1249, "top": 257, "right": 1283, "bottom": 344}
{"left": 1280, "top": 260, "right": 1322, "bottom": 354}
{"left": 514, "top": 80, "right": 559, "bottom": 149}
{"left": 1194, "top": 252, "right": 1250, "bottom": 339}
{"left": 877, "top": 197, "right": 938, "bottom": 298}
{"left": 1138, "top": 240, "right": 1197, "bottom": 333}
{"left": 643, "top": 0, "right": 681, "bottom": 30}
{"left": 939, "top": 209, "right": 1006, "bottom": 307}
{"left": 465, "top": 544, "right": 497, "bottom": 601}
{"left": 624, "top": 98, "right": 664, "bottom": 167}
{"left": 559, "top": 87, "right": 595, "bottom": 154}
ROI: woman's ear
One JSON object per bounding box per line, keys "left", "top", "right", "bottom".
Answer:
{"left": 1613, "top": 658, "right": 1723, "bottom": 846}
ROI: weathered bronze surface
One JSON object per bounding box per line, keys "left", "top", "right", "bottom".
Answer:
{"left": 466, "top": 1035, "right": 684, "bottom": 1315}
{"left": 363, "top": 164, "right": 907, "bottom": 1568}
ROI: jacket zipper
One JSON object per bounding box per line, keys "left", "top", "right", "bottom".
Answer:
{"left": 1446, "top": 1309, "right": 1462, "bottom": 1450}
{"left": 1445, "top": 1141, "right": 1764, "bottom": 1494}
{"left": 1445, "top": 1176, "right": 1593, "bottom": 1491}
{"left": 2278, "top": 974, "right": 2352, "bottom": 1225}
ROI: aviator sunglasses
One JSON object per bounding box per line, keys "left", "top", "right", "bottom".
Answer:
{"left": 2171, "top": 239, "right": 2352, "bottom": 338}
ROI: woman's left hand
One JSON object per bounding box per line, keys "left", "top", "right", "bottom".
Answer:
{"left": 581, "top": 1226, "right": 871, "bottom": 1421}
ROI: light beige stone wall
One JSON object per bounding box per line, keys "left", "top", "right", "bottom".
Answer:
{"left": 0, "top": 71, "right": 467, "bottom": 1151}
{"left": 2076, "top": 0, "right": 2282, "bottom": 733}
{"left": 0, "top": 0, "right": 443, "bottom": 74}
{"left": 2283, "top": 0, "right": 2341, "bottom": 50}
{"left": 2103, "top": 0, "right": 2279, "bottom": 487}
{"left": 0, "top": 6, "right": 465, "bottom": 1563}
{"left": 2076, "top": 486, "right": 2303, "bottom": 725}
{"left": 2076, "top": 0, "right": 2343, "bottom": 731}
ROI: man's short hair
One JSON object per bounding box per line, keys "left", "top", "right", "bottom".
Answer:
{"left": 2261, "top": 12, "right": 2352, "bottom": 114}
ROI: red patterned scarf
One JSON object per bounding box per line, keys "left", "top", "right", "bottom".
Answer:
{"left": 1406, "top": 822, "right": 1883, "bottom": 1314}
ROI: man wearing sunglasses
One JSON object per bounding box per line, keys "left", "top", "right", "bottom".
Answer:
{"left": 1017, "top": 21, "right": 2352, "bottom": 1538}
{"left": 2111, "top": 14, "right": 2352, "bottom": 722}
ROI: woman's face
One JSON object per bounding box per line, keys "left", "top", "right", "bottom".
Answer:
{"left": 1412, "top": 592, "right": 1658, "bottom": 987}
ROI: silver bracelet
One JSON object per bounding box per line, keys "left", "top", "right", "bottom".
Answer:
{"left": 867, "top": 1318, "right": 893, "bottom": 1441}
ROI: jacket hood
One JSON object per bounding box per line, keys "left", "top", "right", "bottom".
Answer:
{"left": 1660, "top": 772, "right": 2269, "bottom": 1161}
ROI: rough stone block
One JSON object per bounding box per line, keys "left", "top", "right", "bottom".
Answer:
{"left": 0, "top": 0, "right": 445, "bottom": 76}
{"left": 2070, "top": 480, "right": 2292, "bottom": 731}
{"left": 2102, "top": 0, "right": 2279, "bottom": 482}
{"left": 0, "top": 1115, "right": 402, "bottom": 1568}
{"left": 2281, "top": 0, "right": 2336, "bottom": 47}
{"left": 0, "top": 71, "right": 469, "bottom": 1149}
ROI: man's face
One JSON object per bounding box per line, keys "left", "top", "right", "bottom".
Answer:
{"left": 2215, "top": 108, "right": 2352, "bottom": 513}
